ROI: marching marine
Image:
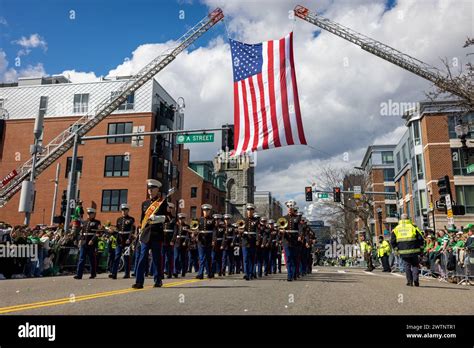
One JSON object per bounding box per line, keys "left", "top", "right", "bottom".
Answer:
{"left": 109, "top": 204, "right": 135, "bottom": 279}
{"left": 194, "top": 204, "right": 215, "bottom": 279}
{"left": 240, "top": 203, "right": 258, "bottom": 281}
{"left": 74, "top": 208, "right": 102, "bottom": 280}
{"left": 172, "top": 213, "right": 190, "bottom": 278}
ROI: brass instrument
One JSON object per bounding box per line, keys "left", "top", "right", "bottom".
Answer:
{"left": 236, "top": 219, "right": 245, "bottom": 229}
{"left": 190, "top": 220, "right": 199, "bottom": 230}
{"left": 277, "top": 217, "right": 288, "bottom": 229}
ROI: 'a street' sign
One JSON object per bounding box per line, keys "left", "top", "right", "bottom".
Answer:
{"left": 318, "top": 193, "right": 329, "bottom": 199}
{"left": 467, "top": 164, "right": 474, "bottom": 174}
{"left": 176, "top": 133, "right": 214, "bottom": 144}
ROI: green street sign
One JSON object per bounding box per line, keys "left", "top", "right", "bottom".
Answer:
{"left": 318, "top": 193, "right": 329, "bottom": 199}
{"left": 176, "top": 133, "right": 214, "bottom": 144}
{"left": 467, "top": 164, "right": 474, "bottom": 174}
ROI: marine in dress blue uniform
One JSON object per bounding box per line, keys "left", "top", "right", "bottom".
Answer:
{"left": 195, "top": 204, "right": 215, "bottom": 279}
{"left": 109, "top": 204, "right": 135, "bottom": 279}
{"left": 212, "top": 214, "right": 225, "bottom": 276}
{"left": 132, "top": 179, "right": 168, "bottom": 289}
{"left": 280, "top": 200, "right": 300, "bottom": 281}
{"left": 241, "top": 203, "right": 258, "bottom": 281}
{"left": 222, "top": 214, "right": 235, "bottom": 275}
{"left": 162, "top": 202, "right": 176, "bottom": 279}
{"left": 172, "top": 213, "right": 189, "bottom": 277}
{"left": 74, "top": 208, "right": 101, "bottom": 279}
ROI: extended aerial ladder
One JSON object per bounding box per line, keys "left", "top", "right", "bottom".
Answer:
{"left": 294, "top": 5, "right": 473, "bottom": 107}
{"left": 0, "top": 8, "right": 224, "bottom": 207}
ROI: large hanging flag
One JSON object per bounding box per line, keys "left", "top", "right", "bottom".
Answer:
{"left": 230, "top": 32, "right": 307, "bottom": 156}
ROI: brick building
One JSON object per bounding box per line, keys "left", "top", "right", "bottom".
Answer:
{"left": 360, "top": 144, "right": 397, "bottom": 238}
{"left": 400, "top": 100, "right": 474, "bottom": 229}
{"left": 0, "top": 75, "right": 184, "bottom": 226}
{"left": 180, "top": 149, "right": 226, "bottom": 220}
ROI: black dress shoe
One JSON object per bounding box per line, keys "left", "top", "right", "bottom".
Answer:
{"left": 123, "top": 275, "right": 130, "bottom": 279}
{"left": 244, "top": 276, "right": 250, "bottom": 281}
{"left": 167, "top": 274, "right": 173, "bottom": 279}
{"left": 132, "top": 283, "right": 143, "bottom": 289}
{"left": 131, "top": 273, "right": 136, "bottom": 277}
{"left": 243, "top": 275, "right": 247, "bottom": 279}
{"left": 89, "top": 275, "right": 96, "bottom": 279}
{"left": 153, "top": 281, "right": 163, "bottom": 288}
{"left": 196, "top": 275, "right": 203, "bottom": 279}
{"left": 287, "top": 279, "right": 293, "bottom": 282}
{"left": 181, "top": 273, "right": 186, "bottom": 277}
{"left": 173, "top": 273, "right": 179, "bottom": 278}
{"left": 73, "top": 275, "right": 81, "bottom": 280}
{"left": 414, "top": 281, "right": 419, "bottom": 287}
{"left": 406, "top": 282, "right": 413, "bottom": 286}
{"left": 109, "top": 274, "right": 117, "bottom": 279}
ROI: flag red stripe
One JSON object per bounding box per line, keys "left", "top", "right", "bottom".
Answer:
{"left": 248, "top": 77, "right": 259, "bottom": 151}
{"left": 240, "top": 80, "right": 251, "bottom": 153}
{"left": 279, "top": 37, "right": 293, "bottom": 145}
{"left": 289, "top": 32, "right": 307, "bottom": 145}
{"left": 233, "top": 81, "right": 240, "bottom": 151}
{"left": 267, "top": 40, "right": 281, "bottom": 147}
{"left": 257, "top": 73, "right": 269, "bottom": 150}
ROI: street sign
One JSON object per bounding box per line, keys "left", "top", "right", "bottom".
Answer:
{"left": 467, "top": 164, "right": 474, "bottom": 174}
{"left": 176, "top": 133, "right": 214, "bottom": 144}
{"left": 317, "top": 193, "right": 329, "bottom": 199}
{"left": 354, "top": 186, "right": 361, "bottom": 199}
{"left": 445, "top": 194, "right": 454, "bottom": 226}
{"left": 1, "top": 169, "right": 18, "bottom": 188}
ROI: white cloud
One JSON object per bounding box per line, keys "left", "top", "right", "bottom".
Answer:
{"left": 61, "top": 70, "right": 100, "bottom": 83}
{"left": 12, "top": 33, "right": 48, "bottom": 56}
{"left": 0, "top": 50, "right": 46, "bottom": 82}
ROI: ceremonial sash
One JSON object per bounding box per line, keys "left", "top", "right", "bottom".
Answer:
{"left": 141, "top": 198, "right": 164, "bottom": 230}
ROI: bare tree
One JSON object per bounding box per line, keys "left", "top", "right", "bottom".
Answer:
{"left": 309, "top": 165, "right": 374, "bottom": 244}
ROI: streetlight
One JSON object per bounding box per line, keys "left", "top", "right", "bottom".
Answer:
{"left": 376, "top": 206, "right": 383, "bottom": 238}
{"left": 455, "top": 120, "right": 471, "bottom": 166}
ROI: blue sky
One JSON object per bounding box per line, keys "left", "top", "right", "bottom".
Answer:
{"left": 0, "top": 0, "right": 226, "bottom": 77}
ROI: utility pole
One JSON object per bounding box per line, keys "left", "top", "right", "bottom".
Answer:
{"left": 50, "top": 163, "right": 60, "bottom": 225}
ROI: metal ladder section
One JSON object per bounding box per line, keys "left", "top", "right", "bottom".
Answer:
{"left": 294, "top": 5, "right": 472, "bottom": 104}
{"left": 0, "top": 8, "right": 224, "bottom": 207}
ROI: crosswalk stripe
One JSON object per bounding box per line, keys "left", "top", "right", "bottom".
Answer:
{"left": 337, "top": 270, "right": 346, "bottom": 273}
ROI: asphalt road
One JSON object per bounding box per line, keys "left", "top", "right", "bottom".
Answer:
{"left": 0, "top": 267, "right": 472, "bottom": 315}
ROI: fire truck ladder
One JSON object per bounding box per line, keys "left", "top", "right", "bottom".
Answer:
{"left": 294, "top": 5, "right": 473, "bottom": 106}
{"left": 0, "top": 8, "right": 224, "bottom": 207}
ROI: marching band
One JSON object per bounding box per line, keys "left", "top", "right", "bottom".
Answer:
{"left": 73, "top": 179, "right": 317, "bottom": 286}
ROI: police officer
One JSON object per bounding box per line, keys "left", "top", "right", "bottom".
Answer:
{"left": 391, "top": 214, "right": 424, "bottom": 286}
{"left": 280, "top": 200, "right": 300, "bottom": 281}
{"left": 195, "top": 204, "right": 214, "bottom": 279}
{"left": 222, "top": 214, "right": 235, "bottom": 275}
{"left": 162, "top": 202, "right": 176, "bottom": 279}
{"left": 232, "top": 222, "right": 243, "bottom": 274}
{"left": 132, "top": 179, "right": 168, "bottom": 289}
{"left": 360, "top": 233, "right": 374, "bottom": 272}
{"left": 172, "top": 213, "right": 189, "bottom": 278}
{"left": 212, "top": 214, "right": 225, "bottom": 276}
{"left": 74, "top": 208, "right": 101, "bottom": 279}
{"left": 241, "top": 203, "right": 258, "bottom": 281}
{"left": 109, "top": 204, "right": 135, "bottom": 279}
{"left": 377, "top": 235, "right": 392, "bottom": 272}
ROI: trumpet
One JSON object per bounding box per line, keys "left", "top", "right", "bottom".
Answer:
{"left": 277, "top": 217, "right": 288, "bottom": 229}
{"left": 236, "top": 219, "right": 245, "bottom": 229}
{"left": 190, "top": 220, "right": 199, "bottom": 230}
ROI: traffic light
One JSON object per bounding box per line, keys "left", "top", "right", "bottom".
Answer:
{"left": 333, "top": 187, "right": 341, "bottom": 202}
{"left": 422, "top": 212, "right": 429, "bottom": 227}
{"left": 305, "top": 187, "right": 313, "bottom": 201}
{"left": 222, "top": 124, "right": 234, "bottom": 152}
{"left": 453, "top": 205, "right": 466, "bottom": 215}
{"left": 436, "top": 175, "right": 452, "bottom": 213}
{"left": 60, "top": 192, "right": 67, "bottom": 216}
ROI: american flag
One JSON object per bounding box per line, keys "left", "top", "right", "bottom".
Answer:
{"left": 230, "top": 32, "right": 307, "bottom": 156}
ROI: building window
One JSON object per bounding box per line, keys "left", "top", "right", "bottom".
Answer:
{"left": 402, "top": 144, "right": 407, "bottom": 164}
{"left": 381, "top": 151, "right": 394, "bottom": 164}
{"left": 385, "top": 204, "right": 397, "bottom": 218}
{"left": 403, "top": 174, "right": 409, "bottom": 195}
{"left": 419, "top": 189, "right": 427, "bottom": 210}
{"left": 39, "top": 96, "right": 48, "bottom": 117}
{"left": 448, "top": 113, "right": 474, "bottom": 139}
{"left": 405, "top": 201, "right": 411, "bottom": 218}
{"left": 104, "top": 155, "right": 130, "bottom": 177}
{"left": 191, "top": 187, "right": 197, "bottom": 198}
{"left": 411, "top": 157, "right": 417, "bottom": 183}
{"left": 414, "top": 190, "right": 420, "bottom": 217}
{"left": 413, "top": 121, "right": 421, "bottom": 145}
{"left": 451, "top": 148, "right": 472, "bottom": 176}
{"left": 101, "top": 189, "right": 128, "bottom": 212}
{"left": 73, "top": 94, "right": 89, "bottom": 113}
{"left": 396, "top": 152, "right": 401, "bottom": 172}
{"left": 65, "top": 157, "right": 83, "bottom": 178}
{"left": 383, "top": 168, "right": 395, "bottom": 182}
{"left": 205, "top": 188, "right": 210, "bottom": 200}
{"left": 455, "top": 186, "right": 474, "bottom": 214}
{"left": 107, "top": 122, "right": 133, "bottom": 143}
{"left": 415, "top": 154, "right": 424, "bottom": 179}
{"left": 111, "top": 91, "right": 135, "bottom": 110}
{"left": 190, "top": 206, "right": 197, "bottom": 219}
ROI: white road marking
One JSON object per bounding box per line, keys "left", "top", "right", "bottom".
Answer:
{"left": 391, "top": 273, "right": 403, "bottom": 277}
{"left": 337, "top": 270, "right": 346, "bottom": 273}
{"left": 363, "top": 271, "right": 375, "bottom": 275}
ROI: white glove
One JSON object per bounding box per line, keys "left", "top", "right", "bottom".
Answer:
{"left": 149, "top": 215, "right": 166, "bottom": 224}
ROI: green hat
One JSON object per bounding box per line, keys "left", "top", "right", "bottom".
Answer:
{"left": 463, "top": 223, "right": 474, "bottom": 231}
{"left": 447, "top": 226, "right": 458, "bottom": 233}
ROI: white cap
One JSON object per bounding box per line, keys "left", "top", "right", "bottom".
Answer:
{"left": 254, "top": 213, "right": 260, "bottom": 218}
{"left": 285, "top": 200, "right": 296, "bottom": 209}
{"left": 260, "top": 216, "right": 267, "bottom": 221}
{"left": 223, "top": 214, "right": 233, "bottom": 219}
{"left": 178, "top": 213, "right": 187, "bottom": 219}
{"left": 120, "top": 203, "right": 130, "bottom": 210}
{"left": 267, "top": 219, "right": 275, "bottom": 224}
{"left": 147, "top": 179, "right": 162, "bottom": 188}
{"left": 213, "top": 214, "right": 223, "bottom": 219}
{"left": 246, "top": 203, "right": 255, "bottom": 210}
{"left": 201, "top": 204, "right": 212, "bottom": 210}
{"left": 86, "top": 208, "right": 96, "bottom": 213}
